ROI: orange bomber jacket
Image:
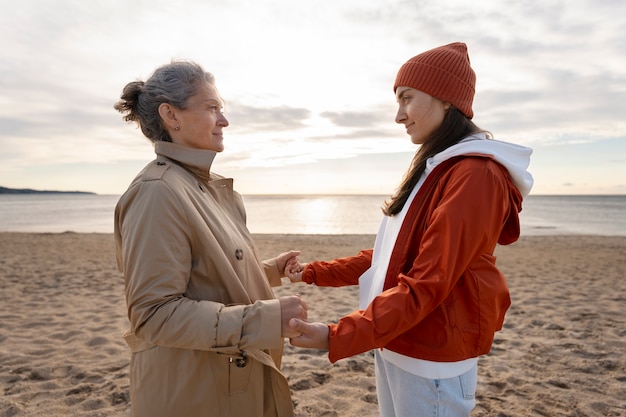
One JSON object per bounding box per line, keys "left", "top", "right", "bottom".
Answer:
{"left": 303, "top": 155, "right": 523, "bottom": 363}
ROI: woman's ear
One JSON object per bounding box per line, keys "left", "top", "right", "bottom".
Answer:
{"left": 443, "top": 102, "right": 452, "bottom": 111}
{"left": 158, "top": 103, "right": 179, "bottom": 130}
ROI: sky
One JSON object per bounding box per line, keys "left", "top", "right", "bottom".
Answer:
{"left": 1, "top": 0, "right": 625, "bottom": 196}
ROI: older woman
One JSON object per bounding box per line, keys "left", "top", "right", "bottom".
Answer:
{"left": 114, "top": 60, "right": 306, "bottom": 417}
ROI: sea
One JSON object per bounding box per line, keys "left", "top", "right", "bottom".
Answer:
{"left": 0, "top": 194, "right": 625, "bottom": 236}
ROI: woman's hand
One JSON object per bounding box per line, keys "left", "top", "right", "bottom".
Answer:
{"left": 279, "top": 295, "right": 308, "bottom": 338}
{"left": 288, "top": 318, "right": 329, "bottom": 350}
{"left": 285, "top": 257, "right": 306, "bottom": 283}
{"left": 273, "top": 250, "right": 301, "bottom": 277}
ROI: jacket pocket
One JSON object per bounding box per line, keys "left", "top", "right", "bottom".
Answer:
{"left": 229, "top": 356, "right": 252, "bottom": 394}
{"left": 458, "top": 364, "right": 478, "bottom": 400}
{"left": 443, "top": 292, "right": 457, "bottom": 328}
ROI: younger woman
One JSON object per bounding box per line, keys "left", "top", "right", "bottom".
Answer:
{"left": 287, "top": 42, "right": 533, "bottom": 417}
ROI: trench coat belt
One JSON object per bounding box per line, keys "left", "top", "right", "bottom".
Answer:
{"left": 123, "top": 330, "right": 278, "bottom": 369}
{"left": 123, "top": 330, "right": 154, "bottom": 353}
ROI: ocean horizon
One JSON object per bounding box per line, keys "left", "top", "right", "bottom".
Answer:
{"left": 0, "top": 194, "right": 625, "bottom": 236}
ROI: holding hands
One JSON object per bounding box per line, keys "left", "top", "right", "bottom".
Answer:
{"left": 275, "top": 250, "right": 310, "bottom": 339}
{"left": 279, "top": 251, "right": 328, "bottom": 349}
{"left": 288, "top": 318, "right": 329, "bottom": 349}
{"left": 285, "top": 256, "right": 306, "bottom": 283}
{"left": 273, "top": 250, "right": 302, "bottom": 277}
{"left": 276, "top": 251, "right": 330, "bottom": 349}
{"left": 279, "top": 295, "right": 308, "bottom": 338}
{"left": 278, "top": 294, "right": 329, "bottom": 348}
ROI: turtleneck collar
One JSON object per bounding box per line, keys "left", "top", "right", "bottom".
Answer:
{"left": 154, "top": 141, "right": 217, "bottom": 182}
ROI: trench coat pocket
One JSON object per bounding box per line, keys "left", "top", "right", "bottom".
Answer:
{"left": 229, "top": 355, "right": 254, "bottom": 394}
{"left": 226, "top": 349, "right": 279, "bottom": 395}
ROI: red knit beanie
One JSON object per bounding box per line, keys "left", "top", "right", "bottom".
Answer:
{"left": 394, "top": 42, "right": 476, "bottom": 119}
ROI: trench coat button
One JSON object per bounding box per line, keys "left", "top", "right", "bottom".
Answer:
{"left": 156, "top": 161, "right": 166, "bottom": 166}
{"left": 235, "top": 249, "right": 243, "bottom": 260}
{"left": 235, "top": 352, "right": 248, "bottom": 368}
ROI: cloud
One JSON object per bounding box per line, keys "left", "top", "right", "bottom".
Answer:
{"left": 226, "top": 102, "right": 312, "bottom": 131}
{"left": 319, "top": 110, "right": 390, "bottom": 128}
{"left": 1, "top": 0, "right": 625, "bottom": 194}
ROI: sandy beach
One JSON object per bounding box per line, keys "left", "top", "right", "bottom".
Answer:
{"left": 0, "top": 232, "right": 624, "bottom": 416}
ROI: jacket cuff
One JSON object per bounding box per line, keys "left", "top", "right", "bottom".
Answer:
{"left": 215, "top": 304, "right": 246, "bottom": 352}
{"left": 263, "top": 258, "right": 283, "bottom": 287}
{"left": 327, "top": 323, "right": 343, "bottom": 363}
{"left": 302, "top": 264, "right": 315, "bottom": 284}
{"left": 241, "top": 299, "right": 283, "bottom": 349}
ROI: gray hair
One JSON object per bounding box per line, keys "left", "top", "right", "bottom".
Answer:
{"left": 114, "top": 60, "right": 215, "bottom": 142}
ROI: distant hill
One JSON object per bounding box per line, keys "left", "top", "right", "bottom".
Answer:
{"left": 0, "top": 186, "right": 95, "bottom": 195}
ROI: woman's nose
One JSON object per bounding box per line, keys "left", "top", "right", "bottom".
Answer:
{"left": 395, "top": 108, "right": 405, "bottom": 124}
{"left": 219, "top": 113, "right": 229, "bottom": 127}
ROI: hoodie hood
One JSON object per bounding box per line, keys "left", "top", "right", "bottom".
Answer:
{"left": 426, "top": 133, "right": 534, "bottom": 244}
{"left": 426, "top": 133, "right": 534, "bottom": 197}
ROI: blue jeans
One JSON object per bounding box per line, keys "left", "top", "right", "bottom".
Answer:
{"left": 375, "top": 351, "right": 477, "bottom": 417}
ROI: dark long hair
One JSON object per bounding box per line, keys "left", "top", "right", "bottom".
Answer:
{"left": 382, "top": 107, "right": 488, "bottom": 216}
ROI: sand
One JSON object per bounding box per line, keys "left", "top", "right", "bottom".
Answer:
{"left": 0, "top": 232, "right": 624, "bottom": 417}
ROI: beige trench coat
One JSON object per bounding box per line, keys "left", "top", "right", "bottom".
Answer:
{"left": 114, "top": 141, "right": 293, "bottom": 417}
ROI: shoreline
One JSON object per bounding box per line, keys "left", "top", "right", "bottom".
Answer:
{"left": 3, "top": 230, "right": 626, "bottom": 237}
{"left": 0, "top": 233, "right": 624, "bottom": 416}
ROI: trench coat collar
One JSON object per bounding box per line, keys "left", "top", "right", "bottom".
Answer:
{"left": 154, "top": 141, "right": 217, "bottom": 182}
